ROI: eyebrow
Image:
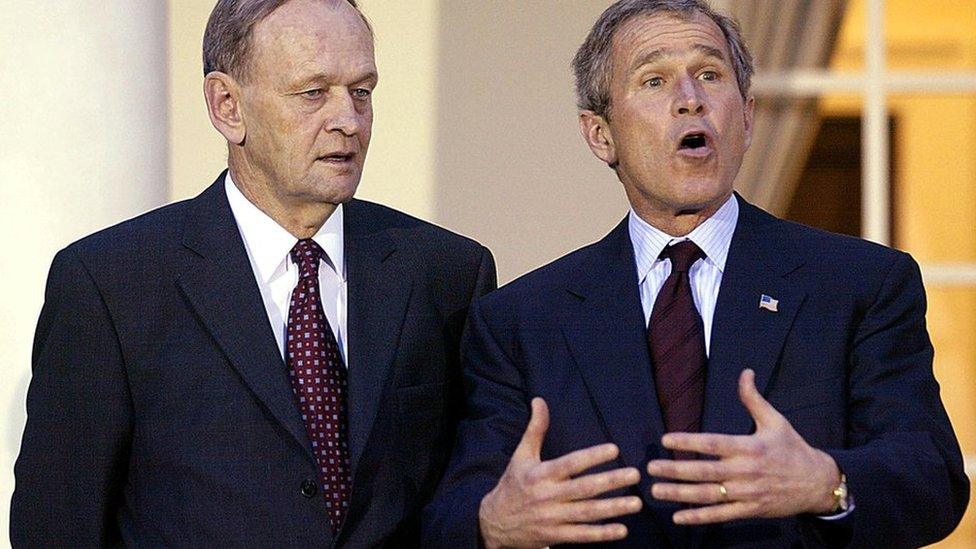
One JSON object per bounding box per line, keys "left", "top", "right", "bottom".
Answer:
{"left": 290, "top": 70, "right": 379, "bottom": 91}
{"left": 629, "top": 43, "right": 728, "bottom": 73}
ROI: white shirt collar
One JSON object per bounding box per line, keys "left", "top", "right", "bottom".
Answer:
{"left": 224, "top": 171, "right": 345, "bottom": 284}
{"left": 629, "top": 194, "right": 739, "bottom": 284}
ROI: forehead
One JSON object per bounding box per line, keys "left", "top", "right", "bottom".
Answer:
{"left": 610, "top": 11, "right": 731, "bottom": 69}
{"left": 249, "top": 0, "right": 375, "bottom": 81}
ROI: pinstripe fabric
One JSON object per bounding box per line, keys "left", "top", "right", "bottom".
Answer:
{"left": 629, "top": 195, "right": 739, "bottom": 357}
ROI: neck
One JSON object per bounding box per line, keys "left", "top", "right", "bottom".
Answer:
{"left": 228, "top": 158, "right": 336, "bottom": 240}
{"left": 631, "top": 193, "right": 731, "bottom": 237}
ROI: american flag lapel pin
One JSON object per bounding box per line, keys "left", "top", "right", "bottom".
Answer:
{"left": 759, "top": 294, "right": 779, "bottom": 312}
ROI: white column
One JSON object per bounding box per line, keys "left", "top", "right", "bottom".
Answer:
{"left": 862, "top": 0, "right": 890, "bottom": 245}
{"left": 0, "top": 2, "right": 169, "bottom": 541}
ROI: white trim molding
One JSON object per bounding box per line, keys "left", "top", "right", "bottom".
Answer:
{"left": 752, "top": 71, "right": 976, "bottom": 96}
{"left": 919, "top": 264, "right": 976, "bottom": 287}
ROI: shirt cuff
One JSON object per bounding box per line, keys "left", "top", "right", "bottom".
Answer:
{"left": 815, "top": 495, "right": 855, "bottom": 520}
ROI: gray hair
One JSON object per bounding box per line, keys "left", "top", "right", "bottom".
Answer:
{"left": 572, "top": 0, "right": 753, "bottom": 118}
{"left": 203, "top": 0, "right": 371, "bottom": 81}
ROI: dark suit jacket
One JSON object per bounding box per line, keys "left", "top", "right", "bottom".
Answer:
{"left": 423, "top": 198, "right": 968, "bottom": 548}
{"left": 11, "top": 174, "right": 496, "bottom": 547}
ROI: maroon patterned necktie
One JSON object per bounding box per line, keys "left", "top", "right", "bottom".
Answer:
{"left": 648, "top": 240, "right": 706, "bottom": 460}
{"left": 286, "top": 239, "right": 351, "bottom": 533}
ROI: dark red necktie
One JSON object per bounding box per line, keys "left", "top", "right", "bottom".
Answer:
{"left": 286, "top": 239, "right": 351, "bottom": 533}
{"left": 648, "top": 240, "right": 706, "bottom": 460}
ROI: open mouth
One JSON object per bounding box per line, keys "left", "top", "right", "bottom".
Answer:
{"left": 675, "top": 131, "right": 713, "bottom": 159}
{"left": 320, "top": 152, "right": 355, "bottom": 163}
{"left": 679, "top": 133, "right": 708, "bottom": 151}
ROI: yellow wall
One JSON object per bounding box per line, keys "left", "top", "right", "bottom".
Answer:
{"left": 168, "top": 0, "right": 228, "bottom": 201}
{"left": 823, "top": 1, "right": 976, "bottom": 546}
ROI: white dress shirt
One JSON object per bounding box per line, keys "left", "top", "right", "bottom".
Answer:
{"left": 224, "top": 173, "right": 348, "bottom": 365}
{"left": 629, "top": 194, "right": 739, "bottom": 357}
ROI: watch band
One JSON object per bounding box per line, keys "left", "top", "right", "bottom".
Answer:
{"left": 831, "top": 473, "right": 850, "bottom": 513}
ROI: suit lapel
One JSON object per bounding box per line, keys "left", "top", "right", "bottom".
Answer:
{"left": 702, "top": 198, "right": 806, "bottom": 436}
{"left": 343, "top": 200, "right": 413, "bottom": 478}
{"left": 559, "top": 220, "right": 665, "bottom": 474}
{"left": 176, "top": 175, "right": 314, "bottom": 461}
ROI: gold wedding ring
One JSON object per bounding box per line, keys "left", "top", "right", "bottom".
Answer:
{"left": 718, "top": 483, "right": 729, "bottom": 500}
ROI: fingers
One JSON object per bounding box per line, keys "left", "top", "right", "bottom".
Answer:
{"left": 513, "top": 397, "right": 550, "bottom": 460}
{"left": 646, "top": 455, "right": 730, "bottom": 482}
{"left": 657, "top": 432, "right": 752, "bottom": 459}
{"left": 651, "top": 481, "right": 730, "bottom": 505}
{"left": 554, "top": 496, "right": 643, "bottom": 523}
{"left": 672, "top": 501, "right": 760, "bottom": 525}
{"left": 737, "top": 369, "right": 782, "bottom": 429}
{"left": 538, "top": 442, "right": 620, "bottom": 479}
{"left": 551, "top": 467, "right": 641, "bottom": 501}
{"left": 548, "top": 523, "right": 630, "bottom": 545}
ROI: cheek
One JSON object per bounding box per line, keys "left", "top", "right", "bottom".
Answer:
{"left": 361, "top": 115, "right": 373, "bottom": 141}
{"left": 619, "top": 122, "right": 662, "bottom": 154}
{"left": 255, "top": 117, "right": 299, "bottom": 156}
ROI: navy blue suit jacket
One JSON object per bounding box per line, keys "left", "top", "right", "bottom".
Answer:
{"left": 11, "top": 174, "right": 496, "bottom": 547}
{"left": 424, "top": 198, "right": 967, "bottom": 548}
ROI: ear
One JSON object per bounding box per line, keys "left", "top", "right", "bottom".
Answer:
{"left": 742, "top": 95, "right": 755, "bottom": 149}
{"left": 204, "top": 71, "right": 246, "bottom": 145}
{"left": 578, "top": 110, "right": 617, "bottom": 167}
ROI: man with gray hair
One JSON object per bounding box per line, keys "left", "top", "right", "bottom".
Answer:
{"left": 11, "top": 0, "right": 494, "bottom": 546}
{"left": 424, "top": 0, "right": 967, "bottom": 547}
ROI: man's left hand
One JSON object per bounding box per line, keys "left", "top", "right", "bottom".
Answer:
{"left": 646, "top": 369, "right": 841, "bottom": 525}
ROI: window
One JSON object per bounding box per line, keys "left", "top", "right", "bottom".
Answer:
{"left": 754, "top": 1, "right": 976, "bottom": 544}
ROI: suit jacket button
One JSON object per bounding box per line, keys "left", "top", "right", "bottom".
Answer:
{"left": 300, "top": 479, "right": 318, "bottom": 498}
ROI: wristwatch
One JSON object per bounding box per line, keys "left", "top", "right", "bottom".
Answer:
{"left": 831, "top": 473, "right": 850, "bottom": 513}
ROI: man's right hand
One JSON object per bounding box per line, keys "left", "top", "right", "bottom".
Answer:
{"left": 478, "top": 398, "right": 643, "bottom": 549}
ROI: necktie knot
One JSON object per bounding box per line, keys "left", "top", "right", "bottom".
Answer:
{"left": 661, "top": 240, "right": 704, "bottom": 273}
{"left": 291, "top": 239, "right": 325, "bottom": 279}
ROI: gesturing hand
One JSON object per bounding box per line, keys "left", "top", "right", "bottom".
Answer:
{"left": 479, "top": 398, "right": 643, "bottom": 549}
{"left": 646, "top": 369, "right": 842, "bottom": 525}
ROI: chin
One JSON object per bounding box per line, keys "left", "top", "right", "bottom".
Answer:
{"left": 320, "top": 188, "right": 358, "bottom": 205}
{"left": 674, "top": 180, "right": 726, "bottom": 201}
{"left": 306, "top": 176, "right": 361, "bottom": 204}
{"left": 668, "top": 190, "right": 731, "bottom": 217}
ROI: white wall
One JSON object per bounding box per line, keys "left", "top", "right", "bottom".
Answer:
{"left": 432, "top": 1, "right": 624, "bottom": 283}
{"left": 0, "top": 2, "right": 169, "bottom": 543}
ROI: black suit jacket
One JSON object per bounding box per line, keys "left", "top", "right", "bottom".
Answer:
{"left": 11, "top": 174, "right": 496, "bottom": 547}
{"left": 423, "top": 198, "right": 968, "bottom": 548}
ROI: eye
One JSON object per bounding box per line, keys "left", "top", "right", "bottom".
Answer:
{"left": 301, "top": 88, "right": 324, "bottom": 99}
{"left": 645, "top": 76, "right": 664, "bottom": 88}
{"left": 698, "top": 71, "right": 718, "bottom": 82}
{"left": 351, "top": 87, "right": 372, "bottom": 100}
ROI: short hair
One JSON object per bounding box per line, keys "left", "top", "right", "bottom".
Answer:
{"left": 203, "top": 0, "right": 371, "bottom": 82}
{"left": 572, "top": 0, "right": 753, "bottom": 119}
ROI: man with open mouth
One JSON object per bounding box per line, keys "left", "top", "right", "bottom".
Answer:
{"left": 424, "top": 1, "right": 968, "bottom": 547}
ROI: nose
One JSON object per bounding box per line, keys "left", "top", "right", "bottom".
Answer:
{"left": 325, "top": 89, "right": 366, "bottom": 136}
{"left": 672, "top": 77, "right": 706, "bottom": 117}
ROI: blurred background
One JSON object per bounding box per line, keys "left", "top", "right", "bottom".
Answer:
{"left": 1, "top": 1, "right": 974, "bottom": 546}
